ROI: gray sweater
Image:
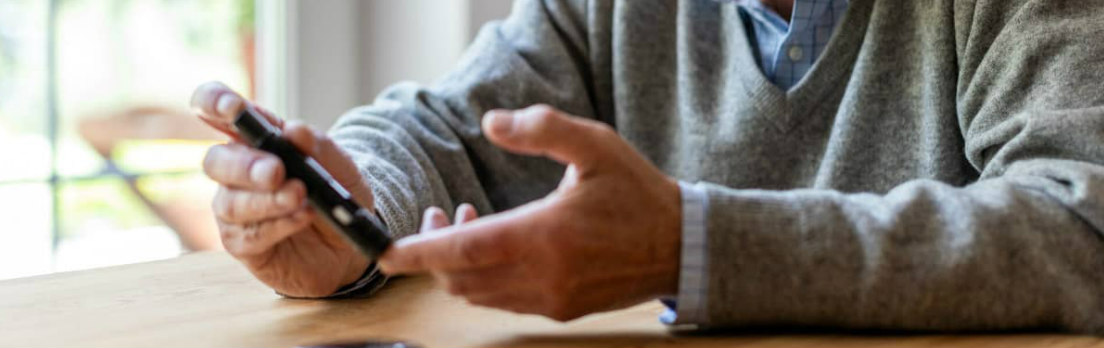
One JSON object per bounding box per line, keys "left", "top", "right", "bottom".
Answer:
{"left": 329, "top": 0, "right": 1104, "bottom": 333}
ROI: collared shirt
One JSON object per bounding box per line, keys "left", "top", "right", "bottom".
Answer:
{"left": 740, "top": 0, "right": 850, "bottom": 91}
{"left": 663, "top": 0, "right": 850, "bottom": 326}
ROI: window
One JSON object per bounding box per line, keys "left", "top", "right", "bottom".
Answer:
{"left": 0, "top": 0, "right": 255, "bottom": 279}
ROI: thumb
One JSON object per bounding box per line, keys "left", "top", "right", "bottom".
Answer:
{"left": 482, "top": 105, "right": 613, "bottom": 170}
{"left": 191, "top": 81, "right": 284, "bottom": 139}
{"left": 283, "top": 121, "right": 375, "bottom": 210}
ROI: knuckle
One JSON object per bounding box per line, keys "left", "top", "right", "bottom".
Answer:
{"left": 444, "top": 278, "right": 467, "bottom": 296}
{"left": 233, "top": 193, "right": 258, "bottom": 222}
{"left": 283, "top": 121, "right": 307, "bottom": 139}
{"left": 312, "top": 128, "right": 330, "bottom": 142}
{"left": 241, "top": 223, "right": 263, "bottom": 245}
{"left": 284, "top": 121, "right": 309, "bottom": 134}
{"left": 588, "top": 121, "right": 617, "bottom": 139}
{"left": 286, "top": 180, "right": 308, "bottom": 204}
{"left": 528, "top": 106, "right": 559, "bottom": 129}
{"left": 247, "top": 192, "right": 267, "bottom": 214}
{"left": 314, "top": 130, "right": 335, "bottom": 149}
{"left": 219, "top": 226, "right": 248, "bottom": 256}
{"left": 252, "top": 193, "right": 277, "bottom": 217}
{"left": 202, "top": 146, "right": 226, "bottom": 178}
{"left": 276, "top": 216, "right": 310, "bottom": 236}
{"left": 212, "top": 189, "right": 235, "bottom": 221}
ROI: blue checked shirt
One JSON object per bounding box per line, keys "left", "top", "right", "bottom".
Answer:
{"left": 663, "top": 0, "right": 850, "bottom": 326}
{"left": 740, "top": 0, "right": 850, "bottom": 91}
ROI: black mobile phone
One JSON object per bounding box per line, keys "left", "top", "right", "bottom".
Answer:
{"left": 233, "top": 105, "right": 391, "bottom": 260}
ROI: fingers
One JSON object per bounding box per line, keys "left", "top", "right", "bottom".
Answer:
{"left": 213, "top": 180, "right": 307, "bottom": 224}
{"left": 419, "top": 203, "right": 480, "bottom": 237}
{"left": 191, "top": 81, "right": 245, "bottom": 137}
{"left": 481, "top": 105, "right": 615, "bottom": 170}
{"left": 455, "top": 203, "right": 478, "bottom": 224}
{"left": 191, "top": 81, "right": 240, "bottom": 119}
{"left": 379, "top": 204, "right": 539, "bottom": 275}
{"left": 420, "top": 207, "right": 450, "bottom": 232}
{"left": 283, "top": 121, "right": 321, "bottom": 156}
{"left": 219, "top": 208, "right": 314, "bottom": 257}
{"left": 191, "top": 81, "right": 284, "bottom": 138}
{"left": 203, "top": 143, "right": 285, "bottom": 190}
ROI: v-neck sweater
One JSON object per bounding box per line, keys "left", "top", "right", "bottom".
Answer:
{"left": 330, "top": 0, "right": 1104, "bottom": 332}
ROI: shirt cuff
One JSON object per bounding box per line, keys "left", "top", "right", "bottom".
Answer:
{"left": 660, "top": 181, "right": 710, "bottom": 326}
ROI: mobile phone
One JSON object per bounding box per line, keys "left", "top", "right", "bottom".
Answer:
{"left": 233, "top": 105, "right": 391, "bottom": 260}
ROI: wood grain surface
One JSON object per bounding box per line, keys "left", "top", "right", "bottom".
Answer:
{"left": 0, "top": 252, "right": 1101, "bottom": 348}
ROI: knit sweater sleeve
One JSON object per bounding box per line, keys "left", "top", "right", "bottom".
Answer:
{"left": 327, "top": 0, "right": 593, "bottom": 240}
{"left": 696, "top": 0, "right": 1104, "bottom": 333}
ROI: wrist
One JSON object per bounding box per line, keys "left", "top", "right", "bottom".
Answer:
{"left": 341, "top": 253, "right": 371, "bottom": 287}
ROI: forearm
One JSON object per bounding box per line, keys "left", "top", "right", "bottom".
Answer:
{"left": 319, "top": 0, "right": 595, "bottom": 297}
{"left": 329, "top": 101, "right": 480, "bottom": 240}
{"left": 326, "top": 0, "right": 595, "bottom": 239}
{"left": 698, "top": 162, "right": 1104, "bottom": 332}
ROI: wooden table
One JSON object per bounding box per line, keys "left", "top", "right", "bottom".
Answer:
{"left": 1, "top": 252, "right": 1102, "bottom": 348}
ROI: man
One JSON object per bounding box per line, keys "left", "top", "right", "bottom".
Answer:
{"left": 192, "top": 0, "right": 1104, "bottom": 332}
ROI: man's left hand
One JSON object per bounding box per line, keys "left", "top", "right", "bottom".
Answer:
{"left": 378, "top": 105, "right": 683, "bottom": 321}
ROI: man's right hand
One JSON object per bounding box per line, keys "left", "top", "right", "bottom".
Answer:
{"left": 191, "top": 81, "right": 372, "bottom": 298}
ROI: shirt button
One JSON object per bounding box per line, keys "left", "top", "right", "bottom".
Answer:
{"left": 788, "top": 46, "right": 804, "bottom": 61}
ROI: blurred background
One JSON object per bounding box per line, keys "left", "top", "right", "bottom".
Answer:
{"left": 0, "top": 0, "right": 512, "bottom": 280}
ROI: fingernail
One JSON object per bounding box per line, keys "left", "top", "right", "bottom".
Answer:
{"left": 250, "top": 157, "right": 280, "bottom": 186}
{"left": 488, "top": 111, "right": 514, "bottom": 135}
{"left": 216, "top": 93, "right": 242, "bottom": 116}
{"left": 420, "top": 207, "right": 448, "bottom": 232}
{"left": 455, "top": 203, "right": 474, "bottom": 223}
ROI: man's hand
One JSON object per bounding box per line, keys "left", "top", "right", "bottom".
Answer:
{"left": 378, "top": 105, "right": 683, "bottom": 321}
{"left": 192, "top": 81, "right": 372, "bottom": 297}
